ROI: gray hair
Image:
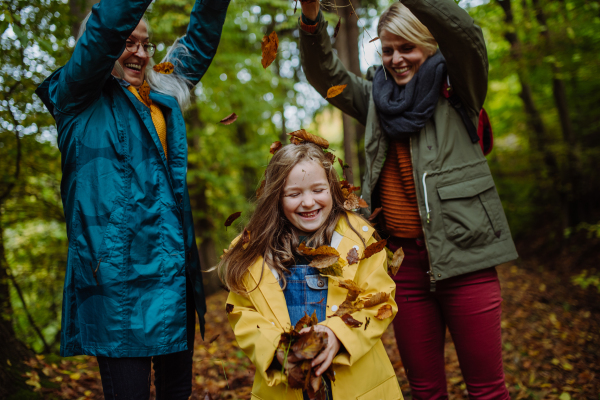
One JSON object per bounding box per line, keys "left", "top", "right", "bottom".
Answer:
{"left": 77, "top": 13, "right": 193, "bottom": 111}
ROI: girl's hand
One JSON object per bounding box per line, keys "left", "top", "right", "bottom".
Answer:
{"left": 300, "top": 0, "right": 320, "bottom": 22}
{"left": 299, "top": 325, "right": 341, "bottom": 376}
{"left": 276, "top": 346, "right": 301, "bottom": 370}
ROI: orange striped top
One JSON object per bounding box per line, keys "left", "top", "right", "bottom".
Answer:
{"left": 379, "top": 140, "right": 423, "bottom": 238}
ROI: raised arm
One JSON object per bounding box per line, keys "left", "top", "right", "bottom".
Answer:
{"left": 403, "top": 0, "right": 489, "bottom": 113}
{"left": 299, "top": 4, "right": 371, "bottom": 126}
{"left": 169, "top": 0, "right": 231, "bottom": 86}
{"left": 49, "top": 0, "right": 153, "bottom": 114}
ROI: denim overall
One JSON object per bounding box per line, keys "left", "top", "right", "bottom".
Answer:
{"left": 282, "top": 254, "right": 333, "bottom": 400}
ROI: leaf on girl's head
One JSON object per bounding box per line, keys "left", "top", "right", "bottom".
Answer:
{"left": 340, "top": 180, "right": 360, "bottom": 193}
{"left": 362, "top": 239, "right": 387, "bottom": 260}
{"left": 333, "top": 18, "right": 341, "bottom": 39}
{"left": 225, "top": 303, "right": 234, "bottom": 314}
{"left": 287, "top": 129, "right": 330, "bottom": 149}
{"left": 309, "top": 255, "right": 340, "bottom": 270}
{"left": 358, "top": 198, "right": 369, "bottom": 208}
{"left": 220, "top": 113, "right": 238, "bottom": 125}
{"left": 153, "top": 61, "right": 174, "bottom": 74}
{"left": 375, "top": 304, "right": 393, "bottom": 320}
{"left": 139, "top": 81, "right": 151, "bottom": 104}
{"left": 346, "top": 247, "right": 359, "bottom": 265}
{"left": 369, "top": 36, "right": 380, "bottom": 43}
{"left": 270, "top": 140, "right": 282, "bottom": 154}
{"left": 368, "top": 207, "right": 382, "bottom": 221}
{"left": 343, "top": 193, "right": 360, "bottom": 211}
{"left": 298, "top": 242, "right": 339, "bottom": 257}
{"left": 292, "top": 327, "right": 327, "bottom": 360}
{"left": 341, "top": 313, "right": 363, "bottom": 328}
{"left": 261, "top": 31, "right": 279, "bottom": 69}
{"left": 208, "top": 334, "right": 220, "bottom": 344}
{"left": 364, "top": 316, "right": 371, "bottom": 331}
{"left": 324, "top": 151, "right": 336, "bottom": 164}
{"left": 388, "top": 247, "right": 405, "bottom": 276}
{"left": 363, "top": 292, "right": 390, "bottom": 308}
{"left": 256, "top": 179, "right": 266, "bottom": 199}
{"left": 224, "top": 211, "right": 241, "bottom": 228}
{"left": 242, "top": 229, "right": 251, "bottom": 249}
{"left": 290, "top": 136, "right": 303, "bottom": 145}
{"left": 326, "top": 84, "right": 347, "bottom": 99}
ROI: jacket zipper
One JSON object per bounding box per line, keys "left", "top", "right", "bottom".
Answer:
{"left": 409, "top": 137, "right": 436, "bottom": 292}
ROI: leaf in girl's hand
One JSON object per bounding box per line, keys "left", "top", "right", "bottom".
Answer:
{"left": 369, "top": 36, "right": 380, "bottom": 43}
{"left": 343, "top": 193, "right": 360, "bottom": 211}
{"left": 346, "top": 248, "right": 359, "bottom": 265}
{"left": 220, "top": 113, "right": 238, "bottom": 125}
{"left": 362, "top": 239, "right": 387, "bottom": 260}
{"left": 298, "top": 243, "right": 340, "bottom": 257}
{"left": 368, "top": 207, "right": 382, "bottom": 221}
{"left": 333, "top": 18, "right": 341, "bottom": 39}
{"left": 358, "top": 198, "right": 369, "bottom": 208}
{"left": 287, "top": 129, "right": 330, "bottom": 149}
{"left": 270, "top": 140, "right": 282, "bottom": 154}
{"left": 208, "top": 334, "right": 220, "bottom": 344}
{"left": 242, "top": 229, "right": 251, "bottom": 249}
{"left": 225, "top": 303, "right": 234, "bottom": 314}
{"left": 261, "top": 31, "right": 279, "bottom": 69}
{"left": 341, "top": 313, "right": 363, "bottom": 328}
{"left": 139, "top": 81, "right": 151, "bottom": 104}
{"left": 326, "top": 84, "right": 347, "bottom": 99}
{"left": 309, "top": 255, "right": 340, "bottom": 270}
{"left": 256, "top": 179, "right": 266, "bottom": 199}
{"left": 153, "top": 61, "right": 174, "bottom": 74}
{"left": 364, "top": 316, "right": 371, "bottom": 331}
{"left": 363, "top": 292, "right": 390, "bottom": 308}
{"left": 388, "top": 247, "right": 405, "bottom": 276}
{"left": 292, "top": 327, "right": 327, "bottom": 360}
{"left": 224, "top": 211, "right": 241, "bottom": 228}
{"left": 375, "top": 304, "right": 393, "bottom": 320}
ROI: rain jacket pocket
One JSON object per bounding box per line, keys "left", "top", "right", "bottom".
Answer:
{"left": 437, "top": 175, "right": 506, "bottom": 249}
{"left": 356, "top": 375, "right": 403, "bottom": 400}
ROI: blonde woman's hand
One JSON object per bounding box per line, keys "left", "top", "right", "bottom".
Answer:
{"left": 299, "top": 325, "right": 340, "bottom": 376}
{"left": 300, "top": 0, "right": 320, "bottom": 21}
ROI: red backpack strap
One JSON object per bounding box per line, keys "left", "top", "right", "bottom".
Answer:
{"left": 478, "top": 108, "right": 493, "bottom": 155}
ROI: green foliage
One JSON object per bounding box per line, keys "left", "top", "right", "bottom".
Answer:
{"left": 571, "top": 269, "right": 600, "bottom": 293}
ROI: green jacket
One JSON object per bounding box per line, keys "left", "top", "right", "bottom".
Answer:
{"left": 299, "top": 0, "right": 518, "bottom": 286}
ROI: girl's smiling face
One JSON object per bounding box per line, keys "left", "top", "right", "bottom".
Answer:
{"left": 282, "top": 160, "right": 333, "bottom": 234}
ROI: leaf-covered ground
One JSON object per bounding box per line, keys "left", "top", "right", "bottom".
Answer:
{"left": 25, "top": 262, "right": 600, "bottom": 399}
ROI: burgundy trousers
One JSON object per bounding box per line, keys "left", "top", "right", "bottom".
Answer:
{"left": 388, "top": 237, "right": 509, "bottom": 400}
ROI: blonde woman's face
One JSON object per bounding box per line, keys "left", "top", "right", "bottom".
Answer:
{"left": 380, "top": 30, "right": 430, "bottom": 86}
{"left": 281, "top": 161, "right": 333, "bottom": 235}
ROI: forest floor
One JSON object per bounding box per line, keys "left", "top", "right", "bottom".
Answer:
{"left": 24, "top": 261, "right": 600, "bottom": 400}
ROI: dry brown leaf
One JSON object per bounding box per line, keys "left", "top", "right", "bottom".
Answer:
{"left": 375, "top": 304, "right": 393, "bottom": 320}
{"left": 346, "top": 248, "right": 359, "bottom": 265}
{"left": 358, "top": 198, "right": 369, "bottom": 208}
{"left": 389, "top": 247, "right": 405, "bottom": 276}
{"left": 153, "top": 61, "right": 174, "bottom": 74}
{"left": 225, "top": 303, "right": 234, "bottom": 314}
{"left": 364, "top": 316, "right": 371, "bottom": 331}
{"left": 139, "top": 80, "right": 151, "bottom": 104}
{"left": 333, "top": 18, "right": 341, "bottom": 39}
{"left": 324, "top": 151, "right": 336, "bottom": 164}
{"left": 292, "top": 327, "right": 327, "bottom": 360}
{"left": 368, "top": 207, "right": 382, "bottom": 221}
{"left": 340, "top": 180, "right": 360, "bottom": 193}
{"left": 298, "top": 243, "right": 339, "bottom": 257}
{"left": 337, "top": 279, "right": 364, "bottom": 302}
{"left": 270, "top": 141, "right": 282, "bottom": 154}
{"left": 220, "top": 113, "right": 238, "bottom": 125}
{"left": 362, "top": 239, "right": 387, "bottom": 260}
{"left": 338, "top": 157, "right": 345, "bottom": 170}
{"left": 224, "top": 211, "right": 241, "bottom": 228}
{"left": 363, "top": 292, "right": 390, "bottom": 308}
{"left": 309, "top": 255, "right": 340, "bottom": 270}
{"left": 343, "top": 193, "right": 360, "bottom": 211}
{"left": 256, "top": 180, "right": 265, "bottom": 199}
{"left": 326, "top": 84, "right": 347, "bottom": 99}
{"left": 369, "top": 36, "right": 380, "bottom": 43}
{"left": 261, "top": 31, "right": 278, "bottom": 69}
{"left": 287, "top": 129, "right": 329, "bottom": 149}
{"left": 341, "top": 313, "right": 363, "bottom": 328}
{"left": 290, "top": 136, "right": 303, "bottom": 145}
{"left": 208, "top": 334, "right": 220, "bottom": 344}
{"left": 242, "top": 229, "right": 250, "bottom": 249}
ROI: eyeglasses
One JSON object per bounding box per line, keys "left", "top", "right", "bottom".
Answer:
{"left": 125, "top": 40, "right": 156, "bottom": 57}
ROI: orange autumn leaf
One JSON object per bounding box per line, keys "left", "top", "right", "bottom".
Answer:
{"left": 363, "top": 292, "right": 390, "bottom": 308}
{"left": 224, "top": 211, "right": 241, "bottom": 228}
{"left": 337, "top": 279, "right": 364, "bottom": 302}
{"left": 270, "top": 141, "right": 282, "bottom": 154}
{"left": 220, "top": 113, "right": 238, "bottom": 125}
{"left": 340, "top": 180, "right": 360, "bottom": 194}
{"left": 369, "top": 36, "right": 380, "bottom": 43}
{"left": 290, "top": 136, "right": 303, "bottom": 145}
{"left": 292, "top": 327, "right": 327, "bottom": 360}
{"left": 341, "top": 313, "right": 363, "bottom": 328}
{"left": 153, "top": 61, "right": 174, "bottom": 74}
{"left": 261, "top": 31, "right": 278, "bottom": 69}
{"left": 362, "top": 239, "right": 387, "bottom": 260}
{"left": 346, "top": 247, "right": 359, "bottom": 265}
{"left": 343, "top": 193, "right": 360, "bottom": 211}
{"left": 309, "top": 255, "right": 340, "bottom": 270}
{"left": 388, "top": 247, "right": 405, "bottom": 276}
{"left": 368, "top": 207, "right": 382, "bottom": 221}
{"left": 333, "top": 18, "right": 341, "bottom": 39}
{"left": 358, "top": 198, "right": 369, "bottom": 208}
{"left": 375, "top": 304, "right": 393, "bottom": 320}
{"left": 139, "top": 80, "right": 151, "bottom": 104}
{"left": 287, "top": 129, "right": 329, "bottom": 149}
{"left": 326, "top": 84, "right": 347, "bottom": 99}
{"left": 298, "top": 242, "right": 340, "bottom": 257}
{"left": 324, "top": 151, "right": 336, "bottom": 164}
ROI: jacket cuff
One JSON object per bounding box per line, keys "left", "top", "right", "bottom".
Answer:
{"left": 298, "top": 11, "right": 325, "bottom": 35}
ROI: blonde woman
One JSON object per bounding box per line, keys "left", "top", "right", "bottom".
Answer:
{"left": 298, "top": 0, "right": 517, "bottom": 398}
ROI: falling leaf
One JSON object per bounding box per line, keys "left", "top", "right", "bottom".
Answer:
{"left": 368, "top": 207, "right": 382, "bottom": 221}
{"left": 153, "top": 61, "right": 174, "bottom": 74}
{"left": 224, "top": 211, "right": 241, "bottom": 228}
{"left": 364, "top": 316, "right": 371, "bottom": 331}
{"left": 324, "top": 151, "right": 336, "bottom": 163}
{"left": 287, "top": 129, "right": 330, "bottom": 149}
{"left": 346, "top": 248, "right": 359, "bottom": 265}
{"left": 388, "top": 247, "right": 404, "bottom": 276}
{"left": 220, "top": 113, "right": 238, "bottom": 125}
{"left": 369, "top": 36, "right": 380, "bottom": 43}
{"left": 362, "top": 239, "right": 387, "bottom": 260}
{"left": 242, "top": 229, "right": 251, "bottom": 249}
{"left": 364, "top": 292, "right": 390, "bottom": 308}
{"left": 298, "top": 242, "right": 339, "bottom": 257}
{"left": 326, "top": 84, "right": 347, "bottom": 99}
{"left": 225, "top": 303, "right": 234, "bottom": 314}
{"left": 341, "top": 313, "right": 363, "bottom": 328}
{"left": 139, "top": 80, "right": 151, "bottom": 104}
{"left": 309, "top": 255, "right": 340, "bottom": 270}
{"left": 343, "top": 193, "right": 360, "bottom": 210}
{"left": 270, "top": 141, "right": 282, "bottom": 154}
{"left": 256, "top": 180, "right": 266, "bottom": 199}
{"left": 333, "top": 18, "right": 341, "bottom": 39}
{"left": 208, "top": 334, "right": 220, "bottom": 344}
{"left": 358, "top": 198, "right": 369, "bottom": 208}
{"left": 261, "top": 31, "right": 278, "bottom": 69}
{"left": 375, "top": 304, "right": 393, "bottom": 320}
{"left": 294, "top": 0, "right": 298, "bottom": 13}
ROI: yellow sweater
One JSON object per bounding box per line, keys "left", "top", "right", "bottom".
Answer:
{"left": 127, "top": 83, "right": 168, "bottom": 159}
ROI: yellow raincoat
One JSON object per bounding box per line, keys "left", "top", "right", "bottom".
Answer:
{"left": 226, "top": 213, "right": 403, "bottom": 399}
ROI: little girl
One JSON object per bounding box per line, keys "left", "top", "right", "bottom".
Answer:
{"left": 220, "top": 141, "right": 403, "bottom": 400}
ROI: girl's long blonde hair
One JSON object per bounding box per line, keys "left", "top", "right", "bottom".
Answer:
{"left": 219, "top": 143, "right": 364, "bottom": 294}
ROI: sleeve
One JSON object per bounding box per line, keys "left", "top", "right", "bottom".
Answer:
{"left": 323, "top": 236, "right": 398, "bottom": 366}
{"left": 226, "top": 288, "right": 286, "bottom": 387}
{"left": 298, "top": 14, "right": 372, "bottom": 126}
{"left": 403, "top": 0, "right": 489, "bottom": 113}
{"left": 169, "top": 0, "right": 231, "bottom": 86}
{"left": 49, "top": 0, "right": 153, "bottom": 114}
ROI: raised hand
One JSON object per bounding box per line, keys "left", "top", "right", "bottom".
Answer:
{"left": 300, "top": 0, "right": 320, "bottom": 21}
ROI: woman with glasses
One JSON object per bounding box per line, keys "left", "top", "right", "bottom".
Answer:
{"left": 35, "top": 0, "right": 230, "bottom": 398}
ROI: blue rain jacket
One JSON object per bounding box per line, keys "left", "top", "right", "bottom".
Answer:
{"left": 35, "top": 0, "right": 230, "bottom": 357}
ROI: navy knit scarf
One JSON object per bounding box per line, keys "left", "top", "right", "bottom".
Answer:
{"left": 373, "top": 50, "right": 447, "bottom": 139}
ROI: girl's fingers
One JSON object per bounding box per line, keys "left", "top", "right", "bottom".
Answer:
{"left": 315, "top": 351, "right": 334, "bottom": 376}
{"left": 311, "top": 347, "right": 328, "bottom": 367}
